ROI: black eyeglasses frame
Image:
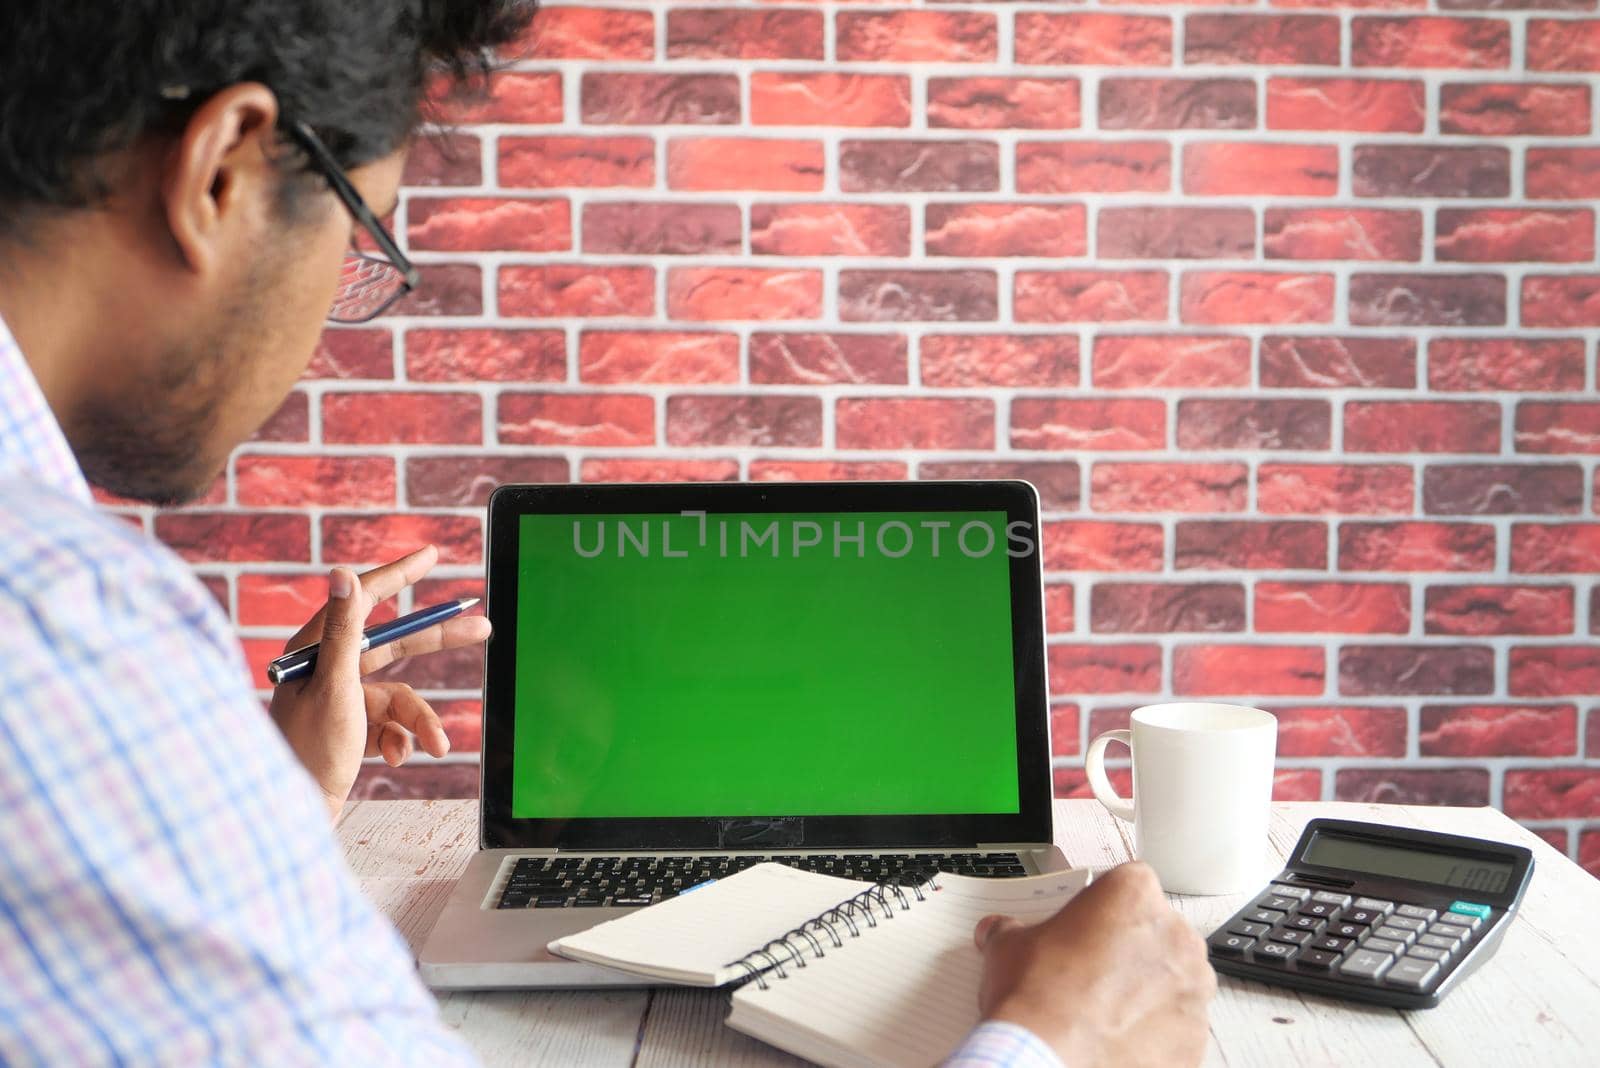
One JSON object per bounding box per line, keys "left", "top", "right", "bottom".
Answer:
{"left": 286, "top": 119, "right": 421, "bottom": 323}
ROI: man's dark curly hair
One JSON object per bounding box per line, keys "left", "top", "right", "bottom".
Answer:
{"left": 0, "top": 0, "right": 538, "bottom": 234}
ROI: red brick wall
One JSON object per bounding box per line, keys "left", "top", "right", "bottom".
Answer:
{"left": 119, "top": 2, "right": 1600, "bottom": 874}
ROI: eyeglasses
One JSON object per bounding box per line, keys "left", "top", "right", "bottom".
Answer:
{"left": 155, "top": 88, "right": 420, "bottom": 323}
{"left": 286, "top": 120, "right": 421, "bottom": 323}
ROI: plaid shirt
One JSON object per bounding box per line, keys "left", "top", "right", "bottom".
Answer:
{"left": 0, "top": 314, "right": 1051, "bottom": 1067}
{"left": 946, "top": 1022, "right": 1064, "bottom": 1068}
{"left": 0, "top": 316, "right": 476, "bottom": 1065}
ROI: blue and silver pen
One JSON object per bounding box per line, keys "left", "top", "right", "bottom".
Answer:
{"left": 266, "top": 597, "right": 481, "bottom": 685}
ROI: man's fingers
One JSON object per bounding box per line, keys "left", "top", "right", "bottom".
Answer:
{"left": 311, "top": 569, "right": 366, "bottom": 685}
{"left": 379, "top": 721, "right": 414, "bottom": 766}
{"left": 359, "top": 613, "right": 491, "bottom": 675}
{"left": 353, "top": 544, "right": 440, "bottom": 613}
{"left": 364, "top": 682, "right": 450, "bottom": 758}
{"left": 282, "top": 545, "right": 440, "bottom": 650}
{"left": 975, "top": 914, "right": 1021, "bottom": 952}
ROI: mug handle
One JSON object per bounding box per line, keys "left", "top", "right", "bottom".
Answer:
{"left": 1083, "top": 729, "right": 1135, "bottom": 822}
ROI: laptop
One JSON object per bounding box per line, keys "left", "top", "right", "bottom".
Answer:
{"left": 418, "top": 479, "right": 1065, "bottom": 989}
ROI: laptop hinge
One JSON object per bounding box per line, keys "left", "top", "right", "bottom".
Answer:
{"left": 490, "top": 844, "right": 1043, "bottom": 855}
{"left": 489, "top": 846, "right": 558, "bottom": 856}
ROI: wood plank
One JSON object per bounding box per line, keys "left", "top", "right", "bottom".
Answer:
{"left": 338, "top": 801, "right": 651, "bottom": 1067}
{"left": 1032, "top": 806, "right": 1415, "bottom": 1068}
{"left": 1191, "top": 803, "right": 1600, "bottom": 1068}
{"left": 1051, "top": 798, "right": 1136, "bottom": 869}
{"left": 1200, "top": 965, "right": 1440, "bottom": 1068}
{"left": 336, "top": 798, "right": 478, "bottom": 952}
{"left": 435, "top": 989, "right": 646, "bottom": 1067}
{"left": 635, "top": 989, "right": 808, "bottom": 1068}
{"left": 1371, "top": 806, "right": 1600, "bottom": 1068}
{"left": 340, "top": 800, "right": 1600, "bottom": 1068}
{"left": 1053, "top": 801, "right": 1600, "bottom": 1068}
{"left": 1168, "top": 803, "right": 1435, "bottom": 1068}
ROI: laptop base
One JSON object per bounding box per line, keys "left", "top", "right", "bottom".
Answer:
{"left": 421, "top": 850, "right": 644, "bottom": 990}
{"left": 419, "top": 844, "right": 1067, "bottom": 990}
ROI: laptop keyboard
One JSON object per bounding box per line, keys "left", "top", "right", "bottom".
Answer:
{"left": 495, "top": 852, "right": 1028, "bottom": 910}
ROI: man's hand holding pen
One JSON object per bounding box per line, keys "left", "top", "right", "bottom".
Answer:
{"left": 267, "top": 544, "right": 493, "bottom": 822}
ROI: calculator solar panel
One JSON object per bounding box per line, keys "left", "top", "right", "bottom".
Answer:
{"left": 1207, "top": 819, "right": 1534, "bottom": 1009}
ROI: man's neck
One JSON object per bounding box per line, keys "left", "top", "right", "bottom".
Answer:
{"left": 0, "top": 223, "right": 126, "bottom": 431}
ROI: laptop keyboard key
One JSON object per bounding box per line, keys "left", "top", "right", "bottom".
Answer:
{"left": 496, "top": 850, "right": 1014, "bottom": 908}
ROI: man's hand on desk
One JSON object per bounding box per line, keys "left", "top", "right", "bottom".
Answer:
{"left": 268, "top": 545, "right": 493, "bottom": 822}
{"left": 974, "top": 862, "right": 1216, "bottom": 1068}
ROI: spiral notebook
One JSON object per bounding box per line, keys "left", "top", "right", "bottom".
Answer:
{"left": 549, "top": 861, "right": 1091, "bottom": 1067}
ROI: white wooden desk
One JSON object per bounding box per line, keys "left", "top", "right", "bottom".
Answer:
{"left": 338, "top": 799, "right": 1600, "bottom": 1067}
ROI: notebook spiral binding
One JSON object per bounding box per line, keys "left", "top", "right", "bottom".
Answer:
{"left": 728, "top": 870, "right": 944, "bottom": 991}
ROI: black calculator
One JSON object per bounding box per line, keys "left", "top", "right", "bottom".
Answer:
{"left": 1207, "top": 818, "right": 1534, "bottom": 1009}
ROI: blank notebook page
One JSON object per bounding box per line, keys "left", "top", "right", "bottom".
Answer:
{"left": 549, "top": 863, "right": 875, "bottom": 985}
{"left": 727, "top": 870, "right": 1091, "bottom": 1068}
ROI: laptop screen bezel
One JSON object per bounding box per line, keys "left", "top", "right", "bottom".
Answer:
{"left": 479, "top": 480, "right": 1053, "bottom": 851}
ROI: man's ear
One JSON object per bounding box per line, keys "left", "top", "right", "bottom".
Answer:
{"left": 161, "top": 83, "right": 282, "bottom": 276}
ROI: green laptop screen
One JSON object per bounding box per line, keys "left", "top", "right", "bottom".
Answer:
{"left": 510, "top": 510, "right": 1021, "bottom": 819}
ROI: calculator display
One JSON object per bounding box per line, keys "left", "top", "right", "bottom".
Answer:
{"left": 1302, "top": 832, "right": 1513, "bottom": 894}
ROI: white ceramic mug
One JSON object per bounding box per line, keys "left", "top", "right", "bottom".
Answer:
{"left": 1083, "top": 702, "right": 1278, "bottom": 895}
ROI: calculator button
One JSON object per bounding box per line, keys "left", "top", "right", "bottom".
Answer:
{"left": 1253, "top": 941, "right": 1298, "bottom": 964}
{"left": 1286, "top": 914, "right": 1325, "bottom": 933}
{"left": 1299, "top": 901, "right": 1339, "bottom": 919}
{"left": 1297, "top": 948, "right": 1340, "bottom": 970}
{"left": 1362, "top": 936, "right": 1405, "bottom": 956}
{"left": 1257, "top": 894, "right": 1300, "bottom": 913}
{"left": 1385, "top": 957, "right": 1440, "bottom": 991}
{"left": 1311, "top": 935, "right": 1353, "bottom": 954}
{"left": 1228, "top": 921, "right": 1271, "bottom": 939}
{"left": 1384, "top": 915, "right": 1428, "bottom": 933}
{"left": 1269, "top": 928, "right": 1314, "bottom": 945}
{"left": 1270, "top": 883, "right": 1312, "bottom": 900}
{"left": 1417, "top": 933, "right": 1457, "bottom": 954}
{"left": 1405, "top": 944, "right": 1450, "bottom": 964}
{"left": 1338, "top": 949, "right": 1394, "bottom": 981}
{"left": 1329, "top": 922, "right": 1365, "bottom": 940}
{"left": 1353, "top": 897, "right": 1395, "bottom": 914}
{"left": 1446, "top": 902, "right": 1489, "bottom": 928}
{"left": 1342, "top": 909, "right": 1383, "bottom": 926}
{"left": 1311, "top": 891, "right": 1353, "bottom": 908}
{"left": 1213, "top": 934, "right": 1256, "bottom": 956}
{"left": 1243, "top": 907, "right": 1286, "bottom": 926}
{"left": 1430, "top": 921, "right": 1473, "bottom": 944}
{"left": 1371, "top": 925, "right": 1416, "bottom": 946}
{"left": 1396, "top": 904, "right": 1438, "bottom": 922}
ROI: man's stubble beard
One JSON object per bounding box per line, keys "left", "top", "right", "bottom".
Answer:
{"left": 70, "top": 273, "right": 263, "bottom": 507}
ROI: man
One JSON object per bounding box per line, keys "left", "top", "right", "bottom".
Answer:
{"left": 0, "top": 2, "right": 1214, "bottom": 1064}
